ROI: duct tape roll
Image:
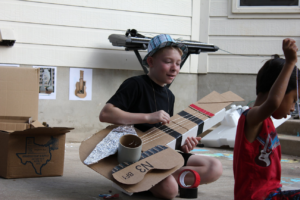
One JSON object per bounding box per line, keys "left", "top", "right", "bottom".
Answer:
{"left": 178, "top": 169, "right": 200, "bottom": 199}
{"left": 178, "top": 169, "right": 200, "bottom": 188}
{"left": 179, "top": 187, "right": 198, "bottom": 199}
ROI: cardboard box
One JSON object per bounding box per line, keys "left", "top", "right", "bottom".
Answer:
{"left": 0, "top": 67, "right": 73, "bottom": 178}
{"left": 0, "top": 127, "right": 73, "bottom": 178}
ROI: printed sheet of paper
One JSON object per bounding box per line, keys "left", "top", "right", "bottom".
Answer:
{"left": 33, "top": 66, "right": 57, "bottom": 100}
{"left": 69, "top": 68, "right": 92, "bottom": 101}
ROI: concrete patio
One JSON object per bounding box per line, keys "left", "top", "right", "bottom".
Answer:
{"left": 1, "top": 142, "right": 300, "bottom": 200}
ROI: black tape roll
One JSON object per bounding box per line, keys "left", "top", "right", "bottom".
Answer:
{"left": 179, "top": 187, "right": 198, "bottom": 199}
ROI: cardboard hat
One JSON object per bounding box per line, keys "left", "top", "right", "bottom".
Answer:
{"left": 142, "top": 34, "right": 188, "bottom": 66}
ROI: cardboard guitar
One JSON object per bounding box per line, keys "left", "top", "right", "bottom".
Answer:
{"left": 75, "top": 70, "right": 87, "bottom": 98}
{"left": 79, "top": 91, "right": 244, "bottom": 194}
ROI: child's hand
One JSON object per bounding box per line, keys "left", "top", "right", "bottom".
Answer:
{"left": 146, "top": 110, "right": 170, "bottom": 125}
{"left": 283, "top": 38, "right": 298, "bottom": 64}
{"left": 180, "top": 137, "right": 201, "bottom": 153}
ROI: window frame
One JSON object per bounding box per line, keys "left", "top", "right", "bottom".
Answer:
{"left": 232, "top": 0, "right": 300, "bottom": 13}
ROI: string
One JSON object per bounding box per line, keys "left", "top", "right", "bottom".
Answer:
{"left": 141, "top": 113, "right": 206, "bottom": 144}
{"left": 141, "top": 110, "right": 207, "bottom": 142}
{"left": 141, "top": 109, "right": 211, "bottom": 145}
{"left": 140, "top": 108, "right": 207, "bottom": 140}
{"left": 141, "top": 107, "right": 213, "bottom": 142}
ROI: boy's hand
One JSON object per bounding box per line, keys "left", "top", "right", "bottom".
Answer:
{"left": 180, "top": 137, "right": 201, "bottom": 153}
{"left": 146, "top": 110, "right": 170, "bottom": 125}
{"left": 283, "top": 38, "right": 298, "bottom": 64}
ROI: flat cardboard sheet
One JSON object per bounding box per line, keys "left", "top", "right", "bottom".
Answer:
{"left": 0, "top": 67, "right": 39, "bottom": 121}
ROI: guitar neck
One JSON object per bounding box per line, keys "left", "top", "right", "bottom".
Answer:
{"left": 79, "top": 70, "right": 84, "bottom": 90}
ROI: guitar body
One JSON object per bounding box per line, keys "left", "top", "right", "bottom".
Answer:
{"left": 75, "top": 81, "right": 87, "bottom": 98}
{"left": 255, "top": 144, "right": 272, "bottom": 167}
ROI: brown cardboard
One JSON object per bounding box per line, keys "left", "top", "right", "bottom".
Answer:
{"left": 0, "top": 116, "right": 31, "bottom": 131}
{"left": 79, "top": 125, "right": 184, "bottom": 193}
{"left": 0, "top": 122, "right": 29, "bottom": 131}
{"left": 0, "top": 116, "right": 32, "bottom": 123}
{"left": 30, "top": 120, "right": 45, "bottom": 128}
{"left": 79, "top": 91, "right": 244, "bottom": 193}
{"left": 0, "top": 67, "right": 74, "bottom": 179}
{"left": 0, "top": 67, "right": 39, "bottom": 121}
{"left": 0, "top": 127, "right": 73, "bottom": 178}
{"left": 112, "top": 146, "right": 183, "bottom": 185}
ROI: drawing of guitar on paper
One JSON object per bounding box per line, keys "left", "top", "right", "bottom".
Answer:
{"left": 75, "top": 70, "right": 87, "bottom": 98}
{"left": 255, "top": 135, "right": 272, "bottom": 167}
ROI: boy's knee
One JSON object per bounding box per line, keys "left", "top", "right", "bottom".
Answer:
{"left": 151, "top": 176, "right": 178, "bottom": 199}
{"left": 209, "top": 159, "right": 223, "bottom": 182}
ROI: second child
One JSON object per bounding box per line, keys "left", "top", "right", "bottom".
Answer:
{"left": 233, "top": 38, "right": 299, "bottom": 200}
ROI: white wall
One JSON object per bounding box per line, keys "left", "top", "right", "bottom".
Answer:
{"left": 0, "top": 0, "right": 201, "bottom": 142}
{"left": 199, "top": 0, "right": 300, "bottom": 74}
{"left": 0, "top": 0, "right": 204, "bottom": 73}
{"left": 1, "top": 0, "right": 299, "bottom": 74}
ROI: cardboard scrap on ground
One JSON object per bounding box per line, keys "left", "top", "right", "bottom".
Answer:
{"left": 79, "top": 91, "right": 244, "bottom": 194}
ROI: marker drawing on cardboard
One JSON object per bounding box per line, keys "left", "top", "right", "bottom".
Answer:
{"left": 79, "top": 91, "right": 244, "bottom": 194}
{"left": 69, "top": 68, "right": 92, "bottom": 101}
{"left": 33, "top": 66, "right": 57, "bottom": 100}
{"left": 16, "top": 137, "right": 58, "bottom": 175}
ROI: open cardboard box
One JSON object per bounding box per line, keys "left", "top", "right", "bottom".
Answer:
{"left": 0, "top": 67, "right": 73, "bottom": 178}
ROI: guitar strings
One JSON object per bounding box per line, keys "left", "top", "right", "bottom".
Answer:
{"left": 140, "top": 104, "right": 219, "bottom": 144}
{"left": 142, "top": 113, "right": 209, "bottom": 146}
{"left": 140, "top": 108, "right": 206, "bottom": 140}
{"left": 140, "top": 107, "right": 211, "bottom": 139}
{"left": 141, "top": 108, "right": 211, "bottom": 142}
{"left": 141, "top": 109, "right": 211, "bottom": 145}
{"left": 141, "top": 111, "right": 207, "bottom": 142}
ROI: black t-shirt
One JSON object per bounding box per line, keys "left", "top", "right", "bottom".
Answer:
{"left": 107, "top": 75, "right": 175, "bottom": 132}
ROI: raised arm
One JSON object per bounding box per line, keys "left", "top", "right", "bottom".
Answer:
{"left": 99, "top": 103, "right": 170, "bottom": 125}
{"left": 245, "top": 38, "right": 298, "bottom": 142}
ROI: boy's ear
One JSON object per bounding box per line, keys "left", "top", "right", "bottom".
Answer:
{"left": 147, "top": 57, "right": 154, "bottom": 68}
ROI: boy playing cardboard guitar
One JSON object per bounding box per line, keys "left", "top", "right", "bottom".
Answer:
{"left": 233, "top": 38, "right": 299, "bottom": 200}
{"left": 100, "top": 34, "right": 222, "bottom": 199}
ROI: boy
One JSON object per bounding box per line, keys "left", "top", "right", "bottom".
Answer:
{"left": 100, "top": 34, "right": 222, "bottom": 199}
{"left": 233, "top": 38, "right": 299, "bottom": 200}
